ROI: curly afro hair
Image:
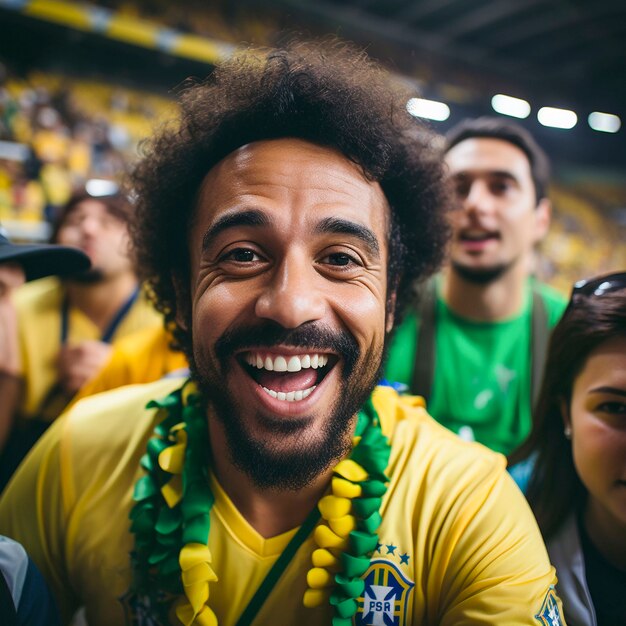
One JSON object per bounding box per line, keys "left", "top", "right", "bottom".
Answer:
{"left": 131, "top": 38, "right": 451, "bottom": 357}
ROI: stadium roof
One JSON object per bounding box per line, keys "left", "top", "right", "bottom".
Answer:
{"left": 1, "top": 0, "right": 624, "bottom": 169}
{"left": 272, "top": 0, "right": 626, "bottom": 113}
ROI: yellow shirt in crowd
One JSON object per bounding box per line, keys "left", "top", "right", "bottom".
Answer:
{"left": 73, "top": 325, "right": 188, "bottom": 403}
{"left": 13, "top": 276, "right": 162, "bottom": 421}
{"left": 0, "top": 380, "right": 565, "bottom": 625}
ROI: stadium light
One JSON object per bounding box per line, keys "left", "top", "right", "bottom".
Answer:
{"left": 86, "top": 179, "right": 119, "bottom": 197}
{"left": 588, "top": 112, "right": 621, "bottom": 134}
{"left": 537, "top": 107, "right": 577, "bottom": 129}
{"left": 491, "top": 94, "right": 530, "bottom": 119}
{"left": 406, "top": 98, "right": 450, "bottom": 122}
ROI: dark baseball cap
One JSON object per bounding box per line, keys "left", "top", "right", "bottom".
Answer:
{"left": 0, "top": 231, "right": 90, "bottom": 281}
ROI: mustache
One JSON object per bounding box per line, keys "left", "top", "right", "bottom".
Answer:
{"left": 214, "top": 321, "right": 360, "bottom": 377}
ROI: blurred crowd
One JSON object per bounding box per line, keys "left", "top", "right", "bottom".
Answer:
{"left": 0, "top": 56, "right": 623, "bottom": 290}
{"left": 0, "top": 60, "right": 171, "bottom": 229}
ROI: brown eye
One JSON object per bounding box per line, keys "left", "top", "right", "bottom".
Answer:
{"left": 320, "top": 252, "right": 361, "bottom": 268}
{"left": 490, "top": 180, "right": 512, "bottom": 195}
{"left": 453, "top": 180, "right": 470, "bottom": 199}
{"left": 597, "top": 401, "right": 626, "bottom": 415}
{"left": 220, "top": 248, "right": 260, "bottom": 263}
{"left": 327, "top": 253, "right": 352, "bottom": 266}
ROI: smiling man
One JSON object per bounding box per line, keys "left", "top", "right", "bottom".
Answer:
{"left": 0, "top": 189, "right": 162, "bottom": 491}
{"left": 386, "top": 117, "right": 567, "bottom": 455}
{"left": 0, "top": 43, "right": 565, "bottom": 626}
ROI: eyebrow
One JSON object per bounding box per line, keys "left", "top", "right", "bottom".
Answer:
{"left": 202, "top": 209, "right": 270, "bottom": 251}
{"left": 452, "top": 170, "right": 518, "bottom": 182}
{"left": 314, "top": 216, "right": 381, "bottom": 259}
{"left": 588, "top": 386, "right": 626, "bottom": 397}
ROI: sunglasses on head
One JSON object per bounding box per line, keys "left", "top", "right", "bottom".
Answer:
{"left": 565, "top": 271, "right": 626, "bottom": 315}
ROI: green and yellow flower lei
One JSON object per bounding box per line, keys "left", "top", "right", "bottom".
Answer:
{"left": 130, "top": 379, "right": 391, "bottom": 626}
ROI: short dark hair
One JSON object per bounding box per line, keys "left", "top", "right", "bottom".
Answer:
{"left": 509, "top": 283, "right": 626, "bottom": 539}
{"left": 130, "top": 39, "right": 451, "bottom": 357}
{"left": 50, "top": 189, "right": 132, "bottom": 243}
{"left": 445, "top": 116, "right": 550, "bottom": 204}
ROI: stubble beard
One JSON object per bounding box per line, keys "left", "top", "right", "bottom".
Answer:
{"left": 451, "top": 258, "right": 516, "bottom": 285}
{"left": 66, "top": 267, "right": 107, "bottom": 284}
{"left": 192, "top": 322, "right": 385, "bottom": 491}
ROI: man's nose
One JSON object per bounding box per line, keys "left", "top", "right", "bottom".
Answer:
{"left": 79, "top": 216, "right": 102, "bottom": 237}
{"left": 254, "top": 256, "right": 326, "bottom": 329}
{"left": 463, "top": 180, "right": 495, "bottom": 216}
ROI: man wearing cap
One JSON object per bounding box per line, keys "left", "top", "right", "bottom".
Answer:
{"left": 0, "top": 229, "right": 89, "bottom": 450}
{"left": 0, "top": 189, "right": 161, "bottom": 489}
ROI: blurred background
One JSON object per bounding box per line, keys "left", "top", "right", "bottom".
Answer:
{"left": 0, "top": 0, "right": 624, "bottom": 293}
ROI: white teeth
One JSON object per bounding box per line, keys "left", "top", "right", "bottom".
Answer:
{"left": 274, "top": 356, "right": 288, "bottom": 372}
{"left": 287, "top": 356, "right": 301, "bottom": 372}
{"left": 261, "top": 385, "right": 316, "bottom": 402}
{"left": 244, "top": 352, "right": 330, "bottom": 371}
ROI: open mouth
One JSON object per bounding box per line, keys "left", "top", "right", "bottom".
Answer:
{"left": 459, "top": 229, "right": 499, "bottom": 243}
{"left": 238, "top": 350, "right": 338, "bottom": 402}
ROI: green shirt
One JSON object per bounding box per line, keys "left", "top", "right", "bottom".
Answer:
{"left": 385, "top": 279, "right": 566, "bottom": 455}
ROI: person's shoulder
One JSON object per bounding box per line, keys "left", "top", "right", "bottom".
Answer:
{"left": 379, "top": 388, "right": 535, "bottom": 538}
{"left": 375, "top": 385, "right": 505, "bottom": 481}
{"left": 13, "top": 276, "right": 62, "bottom": 312}
{"left": 68, "top": 375, "right": 186, "bottom": 418}
{"left": 51, "top": 377, "right": 189, "bottom": 501}
{"left": 63, "top": 376, "right": 188, "bottom": 446}
{"left": 111, "top": 324, "right": 173, "bottom": 357}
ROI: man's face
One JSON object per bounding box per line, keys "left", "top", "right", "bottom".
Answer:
{"left": 56, "top": 199, "right": 132, "bottom": 282}
{"left": 184, "top": 138, "right": 391, "bottom": 490}
{"left": 445, "top": 137, "right": 549, "bottom": 284}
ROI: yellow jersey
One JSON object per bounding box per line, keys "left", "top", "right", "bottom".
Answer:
{"left": 13, "top": 276, "right": 162, "bottom": 421}
{"left": 73, "top": 325, "right": 188, "bottom": 403}
{"left": 0, "top": 379, "right": 565, "bottom": 626}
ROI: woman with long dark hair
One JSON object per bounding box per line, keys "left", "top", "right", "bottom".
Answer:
{"left": 509, "top": 272, "right": 626, "bottom": 626}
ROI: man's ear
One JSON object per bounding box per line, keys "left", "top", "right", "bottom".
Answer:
{"left": 533, "top": 197, "right": 551, "bottom": 243}
{"left": 172, "top": 271, "right": 190, "bottom": 331}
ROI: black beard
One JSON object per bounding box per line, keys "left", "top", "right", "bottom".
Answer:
{"left": 451, "top": 260, "right": 514, "bottom": 285}
{"left": 66, "top": 268, "right": 106, "bottom": 284}
{"left": 192, "top": 321, "right": 385, "bottom": 491}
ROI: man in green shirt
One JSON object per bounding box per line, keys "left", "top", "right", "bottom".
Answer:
{"left": 385, "top": 117, "right": 566, "bottom": 455}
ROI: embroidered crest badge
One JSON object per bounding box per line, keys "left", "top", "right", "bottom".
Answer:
{"left": 355, "top": 558, "right": 415, "bottom": 626}
{"left": 535, "top": 586, "right": 564, "bottom": 626}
